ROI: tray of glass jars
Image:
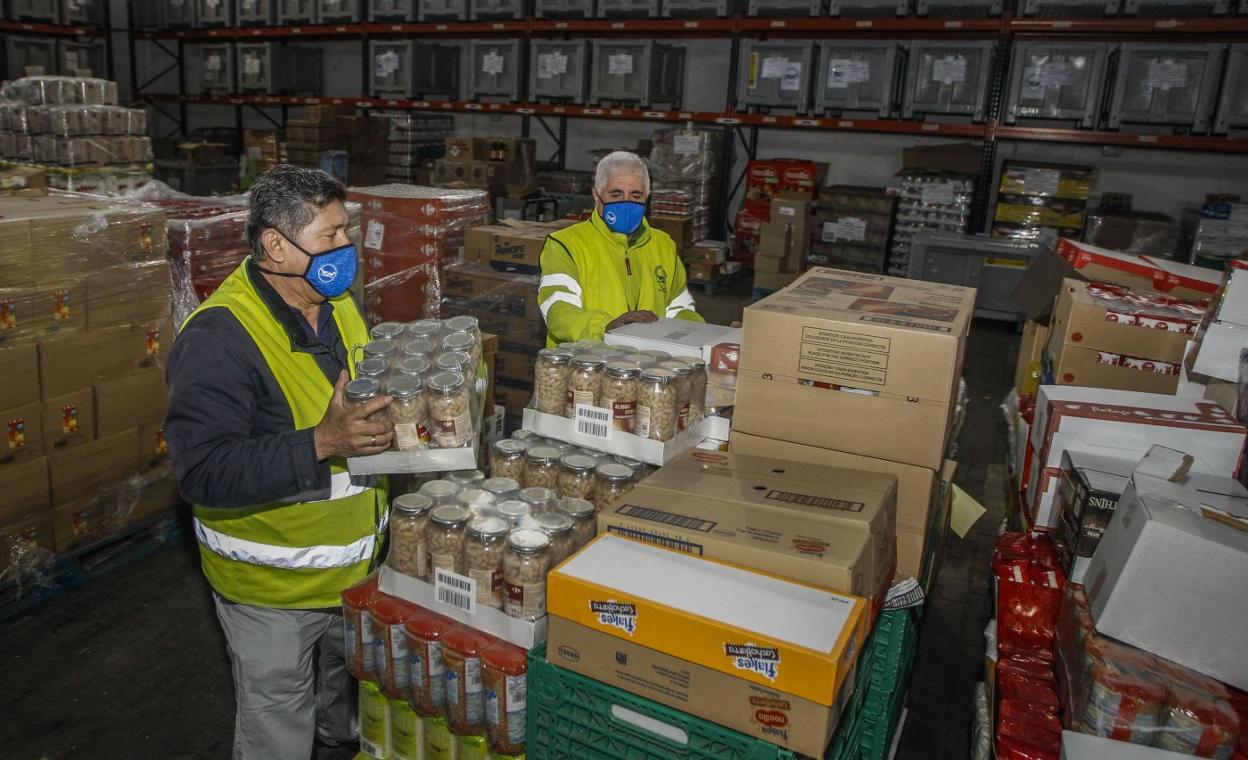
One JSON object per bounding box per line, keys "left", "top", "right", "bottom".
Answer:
{"left": 378, "top": 565, "right": 546, "bottom": 650}
{"left": 520, "top": 407, "right": 730, "bottom": 466}
{"left": 346, "top": 317, "right": 491, "bottom": 476}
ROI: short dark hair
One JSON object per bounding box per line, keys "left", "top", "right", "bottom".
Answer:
{"left": 247, "top": 164, "right": 346, "bottom": 261}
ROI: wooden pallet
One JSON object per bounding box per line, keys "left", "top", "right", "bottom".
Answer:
{"left": 0, "top": 511, "right": 185, "bottom": 623}
{"left": 686, "top": 276, "right": 730, "bottom": 296}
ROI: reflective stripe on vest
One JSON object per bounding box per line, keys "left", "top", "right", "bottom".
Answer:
{"left": 193, "top": 518, "right": 377, "bottom": 570}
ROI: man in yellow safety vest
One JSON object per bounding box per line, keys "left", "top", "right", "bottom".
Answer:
{"left": 165, "top": 165, "right": 393, "bottom": 759}
{"left": 537, "top": 150, "right": 704, "bottom": 346}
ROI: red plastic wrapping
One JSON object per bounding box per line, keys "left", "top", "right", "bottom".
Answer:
{"left": 1001, "top": 673, "right": 1062, "bottom": 711}
{"left": 996, "top": 532, "right": 1065, "bottom": 659}
{"left": 347, "top": 184, "right": 490, "bottom": 325}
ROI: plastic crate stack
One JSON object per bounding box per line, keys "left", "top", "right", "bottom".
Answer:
{"left": 646, "top": 126, "right": 723, "bottom": 246}
{"left": 0, "top": 76, "right": 153, "bottom": 195}
{"left": 888, "top": 172, "right": 974, "bottom": 277}
{"left": 827, "top": 609, "right": 920, "bottom": 760}
{"left": 347, "top": 185, "right": 490, "bottom": 325}
{"left": 384, "top": 113, "right": 454, "bottom": 185}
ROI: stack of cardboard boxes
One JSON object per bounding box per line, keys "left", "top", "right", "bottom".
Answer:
{"left": 733, "top": 158, "right": 825, "bottom": 268}
{"left": 681, "top": 240, "right": 730, "bottom": 284}
{"left": 347, "top": 184, "right": 491, "bottom": 325}
{"left": 285, "top": 104, "right": 348, "bottom": 168}
{"left": 334, "top": 115, "right": 390, "bottom": 187}
{"left": 432, "top": 137, "right": 537, "bottom": 205}
{"left": 991, "top": 160, "right": 1094, "bottom": 246}
{"left": 731, "top": 267, "right": 974, "bottom": 586}
{"left": 243, "top": 129, "right": 280, "bottom": 175}
{"left": 811, "top": 185, "right": 896, "bottom": 275}
{"left": 384, "top": 114, "right": 454, "bottom": 185}
{"left": 453, "top": 218, "right": 577, "bottom": 418}
{"left": 0, "top": 194, "right": 179, "bottom": 576}
{"left": 753, "top": 193, "right": 812, "bottom": 292}
{"left": 646, "top": 126, "right": 722, "bottom": 256}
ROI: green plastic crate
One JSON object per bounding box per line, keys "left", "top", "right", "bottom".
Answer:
{"left": 528, "top": 644, "right": 802, "bottom": 760}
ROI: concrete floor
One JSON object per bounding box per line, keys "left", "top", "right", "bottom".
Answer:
{"left": 0, "top": 281, "right": 1014, "bottom": 760}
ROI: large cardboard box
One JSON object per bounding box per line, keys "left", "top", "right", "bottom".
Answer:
{"left": 94, "top": 366, "right": 169, "bottom": 438}
{"left": 49, "top": 428, "right": 140, "bottom": 503}
{"left": 599, "top": 450, "right": 897, "bottom": 601}
{"left": 0, "top": 342, "right": 40, "bottom": 410}
{"left": 1052, "top": 450, "right": 1132, "bottom": 584}
{"left": 650, "top": 215, "right": 695, "bottom": 252}
{"left": 0, "top": 455, "right": 50, "bottom": 524}
{"left": 547, "top": 535, "right": 868, "bottom": 709}
{"left": 0, "top": 513, "right": 54, "bottom": 576}
{"left": 901, "top": 143, "right": 982, "bottom": 174}
{"left": 1048, "top": 279, "right": 1194, "bottom": 365}
{"left": 41, "top": 388, "right": 94, "bottom": 453}
{"left": 462, "top": 225, "right": 511, "bottom": 267}
{"left": 39, "top": 320, "right": 171, "bottom": 399}
{"left": 51, "top": 492, "right": 121, "bottom": 554}
{"left": 1084, "top": 472, "right": 1248, "bottom": 691}
{"left": 1045, "top": 343, "right": 1180, "bottom": 395}
{"left": 1015, "top": 320, "right": 1050, "bottom": 396}
{"left": 86, "top": 260, "right": 172, "bottom": 328}
{"left": 444, "top": 137, "right": 488, "bottom": 161}
{"left": 736, "top": 268, "right": 975, "bottom": 470}
{"left": 752, "top": 271, "right": 802, "bottom": 292}
{"left": 1054, "top": 239, "right": 1220, "bottom": 302}
{"left": 137, "top": 422, "right": 169, "bottom": 473}
{"left": 1026, "top": 386, "right": 1247, "bottom": 528}
{"left": 2, "top": 401, "right": 45, "bottom": 465}
{"left": 487, "top": 220, "right": 574, "bottom": 276}
{"left": 548, "top": 616, "right": 852, "bottom": 758}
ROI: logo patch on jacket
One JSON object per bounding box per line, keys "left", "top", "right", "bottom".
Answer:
{"left": 653, "top": 265, "right": 669, "bottom": 293}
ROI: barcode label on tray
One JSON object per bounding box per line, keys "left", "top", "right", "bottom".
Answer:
{"left": 435, "top": 568, "right": 476, "bottom": 614}
{"left": 575, "top": 404, "right": 612, "bottom": 440}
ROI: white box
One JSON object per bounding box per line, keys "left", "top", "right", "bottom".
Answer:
{"left": 1026, "top": 386, "right": 1247, "bottom": 529}
{"left": 377, "top": 566, "right": 546, "bottom": 650}
{"left": 1084, "top": 472, "right": 1248, "bottom": 691}
{"left": 605, "top": 318, "right": 742, "bottom": 363}
{"left": 1190, "top": 320, "right": 1248, "bottom": 383}
{"left": 521, "top": 408, "right": 730, "bottom": 466}
{"left": 1061, "top": 731, "right": 1195, "bottom": 760}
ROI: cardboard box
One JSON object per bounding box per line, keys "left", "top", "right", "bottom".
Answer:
{"left": 547, "top": 616, "right": 852, "bottom": 758}
{"left": 998, "top": 162, "right": 1094, "bottom": 200}
{"left": 0, "top": 455, "right": 50, "bottom": 524}
{"left": 1048, "top": 279, "right": 1194, "bottom": 365}
{"left": 39, "top": 320, "right": 171, "bottom": 399}
{"left": 129, "top": 469, "right": 179, "bottom": 524}
{"left": 0, "top": 513, "right": 54, "bottom": 576}
{"left": 494, "top": 348, "right": 537, "bottom": 384}
{"left": 650, "top": 215, "right": 695, "bottom": 252}
{"left": 462, "top": 224, "right": 511, "bottom": 267}
{"left": 0, "top": 342, "right": 40, "bottom": 410}
{"left": 771, "top": 197, "right": 812, "bottom": 228}
{"left": 687, "top": 260, "right": 721, "bottom": 282}
{"left": 685, "top": 242, "right": 728, "bottom": 265}
{"left": 137, "top": 423, "right": 169, "bottom": 473}
{"left": 757, "top": 222, "right": 796, "bottom": 262}
{"left": 1054, "top": 239, "right": 1220, "bottom": 302}
{"left": 444, "top": 137, "right": 488, "bottom": 161}
{"left": 600, "top": 450, "right": 897, "bottom": 600}
{"left": 753, "top": 254, "right": 791, "bottom": 275}
{"left": 1052, "top": 450, "right": 1131, "bottom": 584}
{"left": 1026, "top": 386, "right": 1247, "bottom": 528}
{"left": 488, "top": 220, "right": 574, "bottom": 276}
{"left": 86, "top": 261, "right": 172, "bottom": 328}
{"left": 94, "top": 366, "right": 169, "bottom": 438}
{"left": 49, "top": 428, "right": 140, "bottom": 503}
{"left": 2, "top": 402, "right": 44, "bottom": 465}
{"left": 493, "top": 380, "right": 532, "bottom": 416}
{"left": 51, "top": 492, "right": 119, "bottom": 554}
{"left": 41, "top": 388, "right": 94, "bottom": 454}
{"left": 1045, "top": 343, "right": 1180, "bottom": 395}
{"left": 1060, "top": 731, "right": 1193, "bottom": 760}
{"left": 1084, "top": 471, "right": 1248, "bottom": 690}
{"left": 1082, "top": 210, "right": 1180, "bottom": 258}
{"left": 604, "top": 319, "right": 742, "bottom": 363}
{"left": 752, "top": 271, "right": 802, "bottom": 292}
{"left": 736, "top": 268, "right": 975, "bottom": 470}
{"left": 548, "top": 535, "right": 868, "bottom": 707}
{"left": 24, "top": 277, "right": 87, "bottom": 337}
{"left": 1014, "top": 320, "right": 1049, "bottom": 396}
{"left": 901, "top": 143, "right": 982, "bottom": 174}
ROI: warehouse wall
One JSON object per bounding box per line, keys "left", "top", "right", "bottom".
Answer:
{"left": 125, "top": 32, "right": 1248, "bottom": 233}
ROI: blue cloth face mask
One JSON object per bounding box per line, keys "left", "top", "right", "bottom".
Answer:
{"left": 258, "top": 233, "right": 357, "bottom": 299}
{"left": 601, "top": 201, "right": 646, "bottom": 235}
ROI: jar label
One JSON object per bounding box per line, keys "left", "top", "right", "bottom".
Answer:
{"left": 435, "top": 413, "right": 472, "bottom": 448}
{"left": 390, "top": 700, "right": 424, "bottom": 760}
{"left": 678, "top": 402, "right": 690, "bottom": 431}
{"left": 612, "top": 399, "right": 636, "bottom": 432}
{"left": 361, "top": 618, "right": 377, "bottom": 675}
{"left": 394, "top": 422, "right": 427, "bottom": 451}
{"left": 635, "top": 405, "right": 652, "bottom": 439}
{"left": 469, "top": 568, "right": 503, "bottom": 607}
{"left": 464, "top": 657, "right": 484, "bottom": 724}
{"left": 505, "top": 580, "right": 546, "bottom": 619}
{"left": 388, "top": 625, "right": 409, "bottom": 688}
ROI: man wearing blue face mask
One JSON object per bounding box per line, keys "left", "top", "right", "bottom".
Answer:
{"left": 164, "top": 165, "right": 392, "bottom": 759}
{"left": 538, "top": 150, "right": 704, "bottom": 346}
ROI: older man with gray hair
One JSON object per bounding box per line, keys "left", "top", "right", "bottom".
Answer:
{"left": 537, "top": 150, "right": 703, "bottom": 346}
{"left": 164, "top": 165, "right": 392, "bottom": 759}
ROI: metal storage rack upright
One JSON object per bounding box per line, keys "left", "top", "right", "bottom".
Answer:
{"left": 127, "top": 6, "right": 1248, "bottom": 242}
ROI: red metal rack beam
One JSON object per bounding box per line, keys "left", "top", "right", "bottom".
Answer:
{"left": 1009, "top": 16, "right": 1248, "bottom": 33}
{"left": 994, "top": 125, "right": 1248, "bottom": 153}
{"left": 0, "top": 19, "right": 99, "bottom": 37}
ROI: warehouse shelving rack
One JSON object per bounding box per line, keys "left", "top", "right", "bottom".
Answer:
{"left": 128, "top": 11, "right": 1248, "bottom": 236}
{"left": 2, "top": 16, "right": 115, "bottom": 79}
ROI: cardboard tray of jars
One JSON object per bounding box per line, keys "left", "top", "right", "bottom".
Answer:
{"left": 347, "top": 385, "right": 487, "bottom": 476}
{"left": 520, "top": 407, "right": 731, "bottom": 466}
{"left": 378, "top": 565, "right": 546, "bottom": 650}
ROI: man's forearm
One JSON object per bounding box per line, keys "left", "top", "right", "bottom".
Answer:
{"left": 175, "top": 427, "right": 332, "bottom": 509}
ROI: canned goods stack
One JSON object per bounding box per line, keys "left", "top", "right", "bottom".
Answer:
{"left": 382, "top": 113, "right": 455, "bottom": 185}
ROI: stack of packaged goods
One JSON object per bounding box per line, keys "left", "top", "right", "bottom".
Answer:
{"left": 333, "top": 114, "right": 390, "bottom": 187}
{"left": 887, "top": 172, "right": 974, "bottom": 277}
{"left": 991, "top": 161, "right": 1094, "bottom": 247}
{"left": 754, "top": 194, "right": 812, "bottom": 292}
{"left": 811, "top": 185, "right": 897, "bottom": 275}
{"left": 733, "top": 158, "right": 825, "bottom": 268}
{"left": 0, "top": 192, "right": 180, "bottom": 584}
{"left": 1082, "top": 193, "right": 1180, "bottom": 259}
{"left": 537, "top": 169, "right": 594, "bottom": 218}
{"left": 242, "top": 130, "right": 280, "bottom": 175}
{"left": 348, "top": 184, "right": 490, "bottom": 326}
{"left": 732, "top": 268, "right": 972, "bottom": 589}
{"left": 384, "top": 113, "right": 453, "bottom": 186}
{"left": 0, "top": 76, "right": 153, "bottom": 195}
{"left": 1189, "top": 259, "right": 1248, "bottom": 387}
{"left": 433, "top": 137, "right": 538, "bottom": 206}
{"left": 284, "top": 104, "right": 348, "bottom": 176}
{"left": 1180, "top": 196, "right": 1248, "bottom": 269}
{"left": 645, "top": 126, "right": 722, "bottom": 257}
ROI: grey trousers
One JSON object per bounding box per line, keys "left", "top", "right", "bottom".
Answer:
{"left": 213, "top": 594, "right": 357, "bottom": 760}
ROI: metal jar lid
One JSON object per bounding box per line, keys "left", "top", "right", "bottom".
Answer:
{"left": 559, "top": 453, "right": 597, "bottom": 474}
{"left": 481, "top": 477, "right": 519, "bottom": 496}
{"left": 428, "top": 370, "right": 466, "bottom": 395}
{"left": 658, "top": 360, "right": 692, "bottom": 378}
{"left": 534, "top": 512, "right": 573, "bottom": 536}
{"left": 467, "top": 515, "right": 509, "bottom": 541}
{"left": 495, "top": 500, "right": 530, "bottom": 522}
{"left": 525, "top": 445, "right": 562, "bottom": 465}
{"left": 396, "top": 355, "right": 432, "bottom": 377}
{"left": 673, "top": 355, "right": 707, "bottom": 370}
{"left": 435, "top": 351, "right": 472, "bottom": 374}
{"left": 519, "top": 486, "right": 556, "bottom": 505}
{"left": 345, "top": 376, "right": 381, "bottom": 401}
{"left": 386, "top": 375, "right": 423, "bottom": 400}
{"left": 448, "top": 469, "right": 485, "bottom": 486}
{"left": 506, "top": 528, "right": 550, "bottom": 555}
{"left": 443, "top": 331, "right": 475, "bottom": 353}
{"left": 370, "top": 322, "right": 405, "bottom": 340}
{"left": 392, "top": 492, "right": 433, "bottom": 516}
{"left": 639, "top": 367, "right": 675, "bottom": 385}
{"left": 537, "top": 347, "right": 573, "bottom": 365}
{"left": 557, "top": 497, "right": 595, "bottom": 520}
{"left": 418, "top": 479, "right": 460, "bottom": 500}
{"left": 403, "top": 336, "right": 436, "bottom": 357}
{"left": 638, "top": 349, "right": 671, "bottom": 362}
{"left": 595, "top": 463, "right": 634, "bottom": 483}
{"left": 570, "top": 354, "right": 607, "bottom": 371}
{"left": 605, "top": 360, "right": 643, "bottom": 379}
{"left": 363, "top": 338, "right": 398, "bottom": 358}
{"left": 492, "top": 439, "right": 527, "bottom": 459}
{"left": 445, "top": 315, "right": 478, "bottom": 334}
{"left": 429, "top": 504, "right": 471, "bottom": 528}
{"left": 406, "top": 320, "right": 442, "bottom": 339}
{"left": 356, "top": 357, "right": 389, "bottom": 378}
